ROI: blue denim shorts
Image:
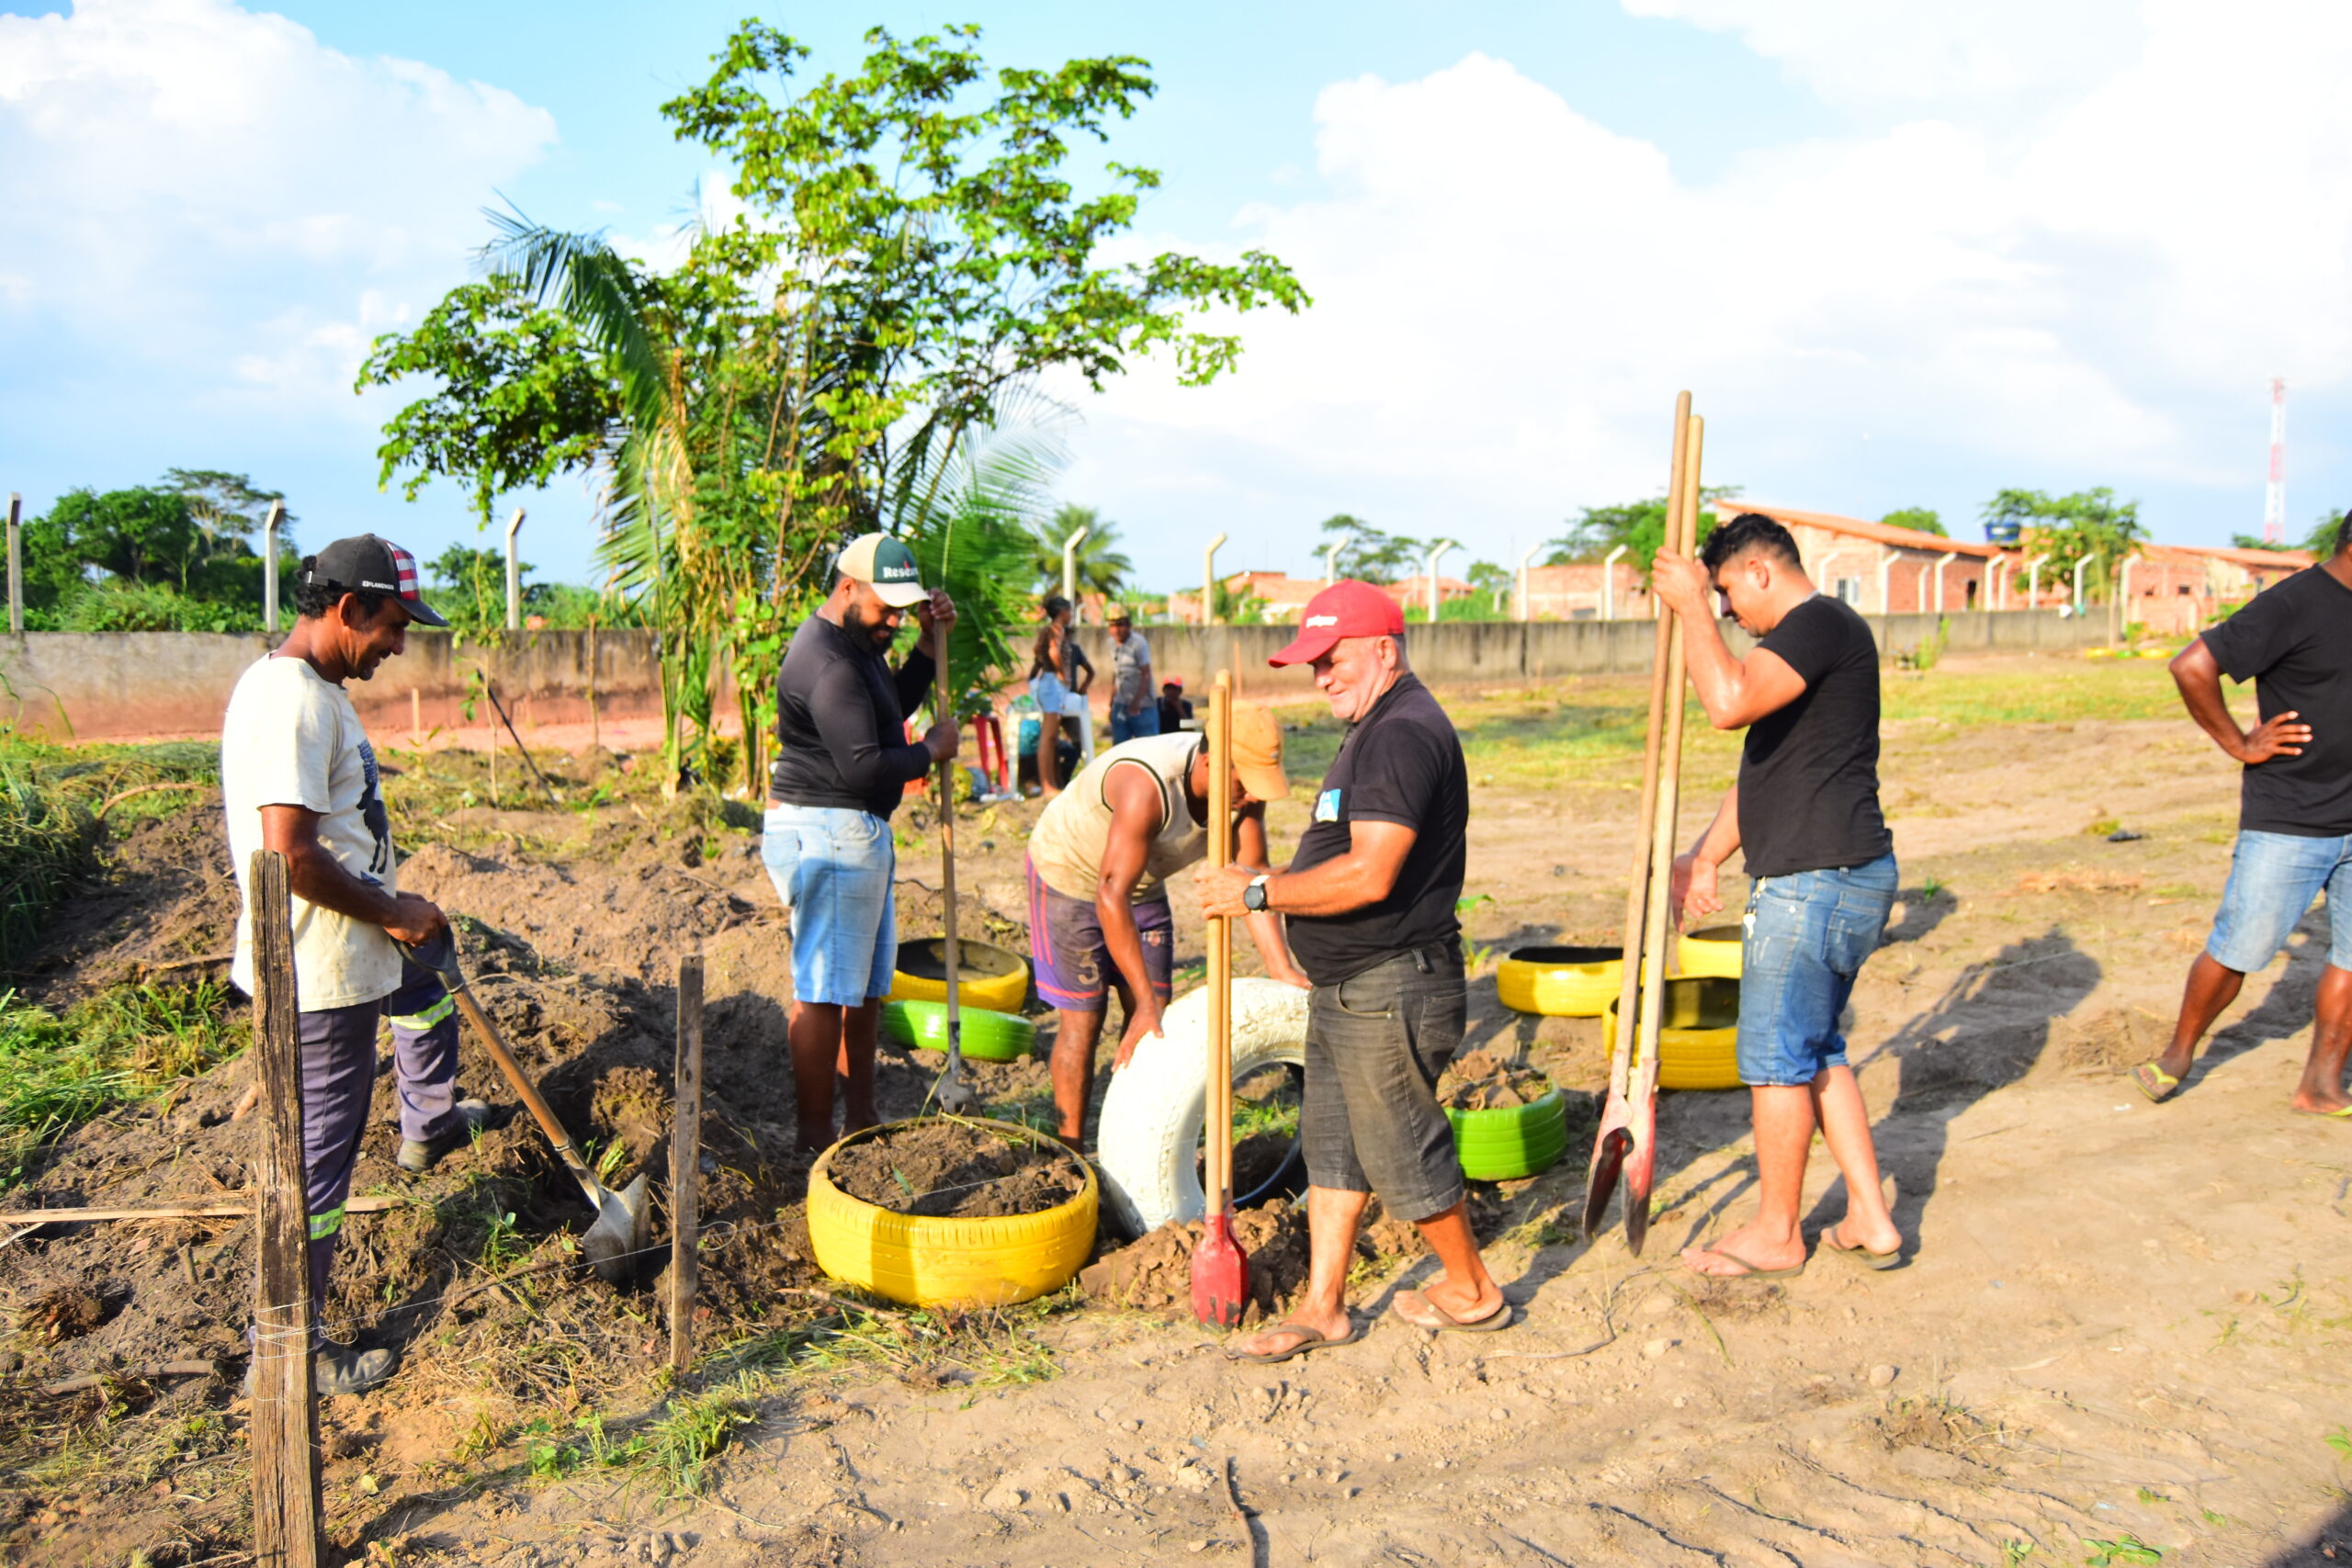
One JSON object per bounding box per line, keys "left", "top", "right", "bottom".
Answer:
{"left": 763, "top": 804, "right": 899, "bottom": 1008}
{"left": 2208, "top": 829, "right": 2352, "bottom": 974}
{"left": 1737, "top": 852, "right": 1898, "bottom": 1087}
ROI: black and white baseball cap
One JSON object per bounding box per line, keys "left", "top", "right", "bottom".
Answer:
{"left": 834, "top": 532, "right": 927, "bottom": 609}
{"left": 303, "top": 535, "right": 449, "bottom": 627}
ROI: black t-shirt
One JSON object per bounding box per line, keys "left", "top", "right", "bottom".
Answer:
{"left": 2199, "top": 563, "right": 2352, "bottom": 837}
{"left": 767, "top": 615, "right": 934, "bottom": 819}
{"left": 1737, "top": 595, "right": 1893, "bottom": 878}
{"left": 1284, "top": 673, "right": 1469, "bottom": 985}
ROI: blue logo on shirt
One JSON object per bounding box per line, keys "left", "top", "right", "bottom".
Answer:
{"left": 1315, "top": 788, "right": 1341, "bottom": 823}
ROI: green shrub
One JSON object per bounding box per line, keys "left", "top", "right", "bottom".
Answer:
{"left": 0, "top": 761, "right": 96, "bottom": 964}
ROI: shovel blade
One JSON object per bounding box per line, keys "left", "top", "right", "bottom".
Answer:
{"left": 581, "top": 1171, "right": 651, "bottom": 1285}
{"left": 1190, "top": 1210, "right": 1250, "bottom": 1329}
{"left": 1622, "top": 1089, "right": 1657, "bottom": 1257}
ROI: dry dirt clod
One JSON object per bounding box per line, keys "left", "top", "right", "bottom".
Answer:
{"left": 1869, "top": 1363, "right": 1899, "bottom": 1388}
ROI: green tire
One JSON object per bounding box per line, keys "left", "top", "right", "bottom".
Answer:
{"left": 879, "top": 999, "right": 1037, "bottom": 1063}
{"left": 1444, "top": 1087, "right": 1571, "bottom": 1182}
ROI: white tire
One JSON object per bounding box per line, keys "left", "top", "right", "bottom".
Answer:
{"left": 1095, "top": 976, "right": 1310, "bottom": 1237}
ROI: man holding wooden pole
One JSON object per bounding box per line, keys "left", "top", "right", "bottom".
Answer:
{"left": 1200, "top": 581, "right": 1506, "bottom": 1359}
{"left": 220, "top": 536, "right": 486, "bottom": 1395}
{"left": 1656, "top": 513, "right": 1906, "bottom": 1278}
{"left": 763, "top": 533, "right": 957, "bottom": 1152}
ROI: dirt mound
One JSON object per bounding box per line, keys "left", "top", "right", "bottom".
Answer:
{"left": 398, "top": 836, "right": 768, "bottom": 986}
{"left": 1078, "top": 1201, "right": 1314, "bottom": 1325}
{"left": 1437, "top": 1046, "right": 1554, "bottom": 1110}
{"left": 9, "top": 796, "right": 238, "bottom": 1000}
{"left": 828, "top": 1120, "right": 1086, "bottom": 1219}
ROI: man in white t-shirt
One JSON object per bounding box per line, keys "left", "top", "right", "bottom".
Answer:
{"left": 221, "top": 534, "right": 491, "bottom": 1397}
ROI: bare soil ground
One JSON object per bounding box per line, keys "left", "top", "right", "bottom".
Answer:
{"left": 6, "top": 651, "right": 2351, "bottom": 1566}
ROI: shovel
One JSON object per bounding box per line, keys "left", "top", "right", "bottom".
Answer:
{"left": 1191, "top": 671, "right": 1250, "bottom": 1327}
{"left": 932, "top": 653, "right": 980, "bottom": 1118}
{"left": 1585, "top": 397, "right": 1703, "bottom": 1255}
{"left": 400, "top": 927, "right": 651, "bottom": 1284}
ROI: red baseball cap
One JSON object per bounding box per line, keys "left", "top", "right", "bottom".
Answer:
{"left": 1268, "top": 579, "right": 1406, "bottom": 667}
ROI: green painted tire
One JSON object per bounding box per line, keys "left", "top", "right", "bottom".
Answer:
{"left": 1444, "top": 1087, "right": 1570, "bottom": 1182}
{"left": 879, "top": 1000, "right": 1037, "bottom": 1063}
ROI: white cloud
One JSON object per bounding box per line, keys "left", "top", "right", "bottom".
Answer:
{"left": 1060, "top": 5, "right": 2352, "bottom": 582}
{"left": 0, "top": 0, "right": 556, "bottom": 412}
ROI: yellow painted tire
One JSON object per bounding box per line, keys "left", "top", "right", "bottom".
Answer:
{"left": 806, "top": 1117, "right": 1098, "bottom": 1309}
{"left": 1495, "top": 945, "right": 1622, "bottom": 1017}
{"left": 1675, "top": 924, "right": 1744, "bottom": 979}
{"left": 889, "top": 938, "right": 1031, "bottom": 1013}
{"left": 1602, "top": 976, "right": 1744, "bottom": 1091}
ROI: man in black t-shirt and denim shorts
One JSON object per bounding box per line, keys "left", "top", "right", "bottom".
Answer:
{"left": 1198, "top": 581, "right": 1510, "bottom": 1360}
{"left": 1656, "top": 514, "right": 1906, "bottom": 1279}
{"left": 2136, "top": 513, "right": 2352, "bottom": 1115}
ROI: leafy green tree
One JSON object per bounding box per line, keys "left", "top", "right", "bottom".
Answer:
{"left": 1545, "top": 487, "right": 1740, "bottom": 579}
{"left": 368, "top": 22, "right": 1306, "bottom": 794}
{"left": 1880, "top": 506, "right": 1945, "bottom": 536}
{"left": 356, "top": 277, "right": 620, "bottom": 528}
{"left": 1029, "top": 505, "right": 1133, "bottom": 603}
{"left": 1317, "top": 514, "right": 1420, "bottom": 583}
{"left": 1982, "top": 487, "right": 2143, "bottom": 602}
{"left": 2233, "top": 508, "right": 2347, "bottom": 558}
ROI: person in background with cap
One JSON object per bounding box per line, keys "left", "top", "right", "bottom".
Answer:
{"left": 220, "top": 535, "right": 492, "bottom": 1397}
{"left": 765, "top": 533, "right": 958, "bottom": 1153}
{"left": 1200, "top": 581, "right": 1509, "bottom": 1360}
{"left": 1025, "top": 706, "right": 1307, "bottom": 1147}
{"left": 1105, "top": 606, "right": 1158, "bottom": 745}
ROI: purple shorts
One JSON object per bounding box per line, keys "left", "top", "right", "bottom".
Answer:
{"left": 1026, "top": 855, "right": 1175, "bottom": 1013}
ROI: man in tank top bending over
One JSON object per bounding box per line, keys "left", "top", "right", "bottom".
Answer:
{"left": 1025, "top": 704, "right": 1308, "bottom": 1146}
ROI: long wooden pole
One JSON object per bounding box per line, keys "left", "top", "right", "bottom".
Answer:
{"left": 1207, "top": 672, "right": 1234, "bottom": 1209}
{"left": 1624, "top": 415, "right": 1703, "bottom": 1255}
{"left": 247, "top": 850, "right": 323, "bottom": 1568}
{"left": 1587, "top": 395, "right": 1690, "bottom": 1236}
{"left": 669, "top": 954, "right": 704, "bottom": 1376}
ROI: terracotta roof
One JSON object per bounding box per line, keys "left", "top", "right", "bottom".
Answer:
{"left": 2154, "top": 542, "right": 2314, "bottom": 570}
{"left": 1710, "top": 501, "right": 2004, "bottom": 559}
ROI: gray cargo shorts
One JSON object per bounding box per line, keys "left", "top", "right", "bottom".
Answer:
{"left": 1301, "top": 944, "right": 1466, "bottom": 1224}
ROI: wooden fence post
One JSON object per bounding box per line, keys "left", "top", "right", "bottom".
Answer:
{"left": 247, "top": 849, "right": 323, "bottom": 1568}
{"left": 669, "top": 953, "right": 704, "bottom": 1375}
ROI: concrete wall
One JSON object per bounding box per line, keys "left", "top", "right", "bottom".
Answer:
{"left": 0, "top": 628, "right": 670, "bottom": 742}
{"left": 6, "top": 609, "right": 2111, "bottom": 743}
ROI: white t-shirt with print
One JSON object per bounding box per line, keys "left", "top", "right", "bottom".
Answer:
{"left": 222, "top": 655, "right": 402, "bottom": 1010}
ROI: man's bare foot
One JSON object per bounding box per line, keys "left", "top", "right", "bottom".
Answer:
{"left": 2289, "top": 1089, "right": 2352, "bottom": 1117}
{"left": 1681, "top": 1218, "right": 1804, "bottom": 1279}
{"left": 1231, "top": 1305, "right": 1351, "bottom": 1360}
{"left": 1391, "top": 1285, "right": 1509, "bottom": 1331}
{"left": 1826, "top": 1215, "right": 1902, "bottom": 1257}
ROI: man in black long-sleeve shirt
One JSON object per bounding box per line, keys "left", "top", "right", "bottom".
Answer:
{"left": 762, "top": 533, "right": 959, "bottom": 1151}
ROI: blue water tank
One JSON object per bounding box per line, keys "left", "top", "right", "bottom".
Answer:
{"left": 1984, "top": 521, "right": 2022, "bottom": 547}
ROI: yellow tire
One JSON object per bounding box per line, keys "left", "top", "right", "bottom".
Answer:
{"left": 1674, "top": 924, "right": 1744, "bottom": 979}
{"left": 806, "top": 1117, "right": 1097, "bottom": 1309}
{"left": 1495, "top": 945, "right": 1622, "bottom": 1017}
{"left": 1602, "top": 976, "right": 1744, "bottom": 1091}
{"left": 889, "top": 937, "right": 1030, "bottom": 1013}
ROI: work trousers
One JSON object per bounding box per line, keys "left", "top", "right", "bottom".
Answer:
{"left": 291, "top": 958, "right": 463, "bottom": 1329}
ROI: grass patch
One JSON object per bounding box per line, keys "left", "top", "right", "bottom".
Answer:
{"left": 0, "top": 760, "right": 97, "bottom": 965}
{"left": 0, "top": 979, "right": 246, "bottom": 1190}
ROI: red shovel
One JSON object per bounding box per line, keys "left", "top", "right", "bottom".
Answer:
{"left": 1192, "top": 671, "right": 1250, "bottom": 1326}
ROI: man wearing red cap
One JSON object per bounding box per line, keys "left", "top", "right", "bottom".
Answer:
{"left": 1200, "top": 581, "right": 1510, "bottom": 1360}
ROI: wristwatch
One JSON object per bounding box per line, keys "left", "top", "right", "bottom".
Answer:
{"left": 1242, "top": 874, "right": 1272, "bottom": 913}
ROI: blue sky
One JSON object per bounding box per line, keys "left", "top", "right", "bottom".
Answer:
{"left": 4, "top": 0, "right": 2347, "bottom": 594}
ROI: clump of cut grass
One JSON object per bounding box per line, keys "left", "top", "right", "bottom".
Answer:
{"left": 0, "top": 980, "right": 246, "bottom": 1190}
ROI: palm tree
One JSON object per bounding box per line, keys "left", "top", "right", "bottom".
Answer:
{"left": 1030, "top": 505, "right": 1134, "bottom": 607}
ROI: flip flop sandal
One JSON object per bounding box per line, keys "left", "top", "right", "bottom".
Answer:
{"left": 1390, "top": 1289, "right": 1515, "bottom": 1334}
{"left": 1225, "top": 1319, "right": 1364, "bottom": 1365}
{"left": 2131, "top": 1061, "right": 2183, "bottom": 1104}
{"left": 1683, "top": 1249, "right": 1804, "bottom": 1281}
{"left": 1820, "top": 1228, "right": 1904, "bottom": 1270}
{"left": 2291, "top": 1102, "right": 2352, "bottom": 1120}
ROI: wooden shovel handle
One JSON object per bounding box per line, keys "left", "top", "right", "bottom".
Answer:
{"left": 1207, "top": 672, "right": 1235, "bottom": 1208}
{"left": 936, "top": 653, "right": 961, "bottom": 1027}
{"left": 446, "top": 982, "right": 599, "bottom": 1190}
